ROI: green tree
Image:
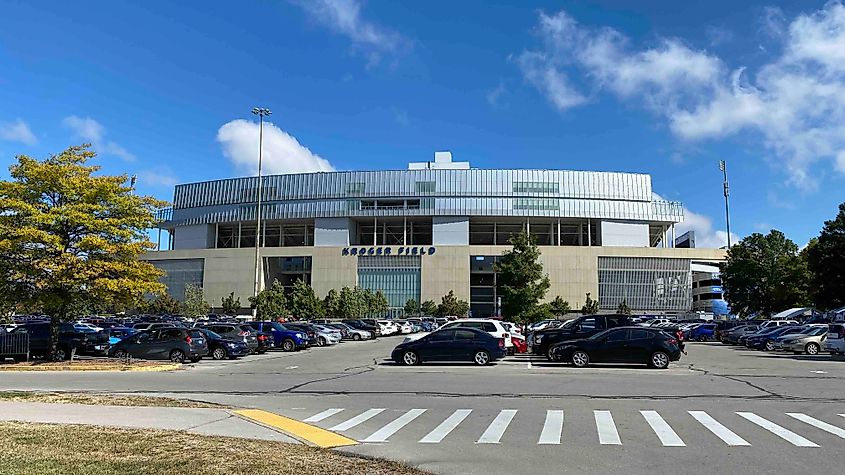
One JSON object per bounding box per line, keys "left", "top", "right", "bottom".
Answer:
{"left": 221, "top": 292, "right": 241, "bottom": 315}
{"left": 360, "top": 287, "right": 376, "bottom": 316}
{"left": 494, "top": 230, "right": 551, "bottom": 324}
{"left": 142, "top": 293, "right": 182, "bottom": 315}
{"left": 616, "top": 299, "right": 632, "bottom": 315}
{"left": 807, "top": 203, "right": 845, "bottom": 310}
{"left": 249, "top": 280, "right": 287, "bottom": 320}
{"left": 337, "top": 286, "right": 358, "bottom": 318}
{"left": 0, "top": 145, "right": 165, "bottom": 357}
{"left": 721, "top": 230, "right": 812, "bottom": 317}
{"left": 288, "top": 279, "right": 323, "bottom": 319}
{"left": 549, "top": 296, "right": 571, "bottom": 316}
{"left": 436, "top": 290, "right": 470, "bottom": 317}
{"left": 420, "top": 300, "right": 437, "bottom": 316}
{"left": 581, "top": 293, "right": 599, "bottom": 315}
{"left": 403, "top": 298, "right": 419, "bottom": 316}
{"left": 323, "top": 288, "right": 341, "bottom": 317}
{"left": 372, "top": 290, "right": 390, "bottom": 316}
{"left": 182, "top": 283, "right": 211, "bottom": 318}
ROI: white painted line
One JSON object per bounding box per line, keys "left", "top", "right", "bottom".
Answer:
{"left": 641, "top": 411, "right": 685, "bottom": 447}
{"left": 361, "top": 409, "right": 427, "bottom": 443}
{"left": 329, "top": 408, "right": 386, "bottom": 431}
{"left": 736, "top": 412, "right": 819, "bottom": 447}
{"left": 689, "top": 411, "right": 751, "bottom": 446}
{"left": 420, "top": 409, "right": 472, "bottom": 444}
{"left": 477, "top": 410, "right": 518, "bottom": 444}
{"left": 538, "top": 410, "right": 565, "bottom": 445}
{"left": 303, "top": 408, "right": 345, "bottom": 423}
{"left": 786, "top": 413, "right": 845, "bottom": 439}
{"left": 594, "top": 410, "right": 621, "bottom": 445}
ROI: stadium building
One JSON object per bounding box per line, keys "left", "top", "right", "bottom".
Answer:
{"left": 146, "top": 152, "right": 725, "bottom": 316}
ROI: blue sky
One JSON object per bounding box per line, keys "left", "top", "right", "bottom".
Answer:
{"left": 2, "top": 0, "right": 844, "bottom": 248}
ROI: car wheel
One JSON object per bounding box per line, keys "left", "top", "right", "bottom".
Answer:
{"left": 282, "top": 339, "right": 295, "bottom": 352}
{"left": 805, "top": 342, "right": 820, "bottom": 355}
{"left": 545, "top": 347, "right": 557, "bottom": 362}
{"left": 650, "top": 351, "right": 670, "bottom": 369}
{"left": 212, "top": 347, "right": 227, "bottom": 360}
{"left": 402, "top": 350, "right": 419, "bottom": 366}
{"left": 352, "top": 333, "right": 362, "bottom": 341}
{"left": 473, "top": 350, "right": 491, "bottom": 366}
{"left": 571, "top": 350, "right": 590, "bottom": 367}
{"left": 765, "top": 341, "right": 775, "bottom": 351}
{"left": 169, "top": 349, "right": 186, "bottom": 363}
{"left": 53, "top": 348, "right": 68, "bottom": 361}
{"left": 318, "top": 337, "right": 327, "bottom": 347}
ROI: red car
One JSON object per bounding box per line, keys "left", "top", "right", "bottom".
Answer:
{"left": 511, "top": 335, "right": 528, "bottom": 353}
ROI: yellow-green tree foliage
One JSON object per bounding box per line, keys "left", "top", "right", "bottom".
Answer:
{"left": 0, "top": 145, "right": 166, "bottom": 354}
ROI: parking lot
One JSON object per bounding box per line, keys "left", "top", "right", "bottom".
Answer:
{"left": 2, "top": 331, "right": 844, "bottom": 474}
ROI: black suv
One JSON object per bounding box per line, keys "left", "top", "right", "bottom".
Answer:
{"left": 8, "top": 322, "right": 110, "bottom": 360}
{"left": 109, "top": 327, "right": 208, "bottom": 363}
{"left": 531, "top": 314, "right": 632, "bottom": 360}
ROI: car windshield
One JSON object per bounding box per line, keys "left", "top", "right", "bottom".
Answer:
{"left": 203, "top": 329, "right": 223, "bottom": 339}
{"left": 807, "top": 327, "right": 827, "bottom": 336}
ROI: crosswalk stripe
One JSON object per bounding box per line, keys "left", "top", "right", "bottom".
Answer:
{"left": 303, "top": 408, "right": 344, "bottom": 423}
{"left": 641, "top": 411, "right": 685, "bottom": 447}
{"left": 362, "top": 409, "right": 427, "bottom": 443}
{"left": 786, "top": 413, "right": 845, "bottom": 439}
{"left": 329, "top": 408, "right": 386, "bottom": 431}
{"left": 594, "top": 410, "right": 621, "bottom": 445}
{"left": 736, "top": 412, "right": 819, "bottom": 447}
{"left": 688, "top": 411, "right": 751, "bottom": 446}
{"left": 477, "top": 410, "right": 518, "bottom": 444}
{"left": 420, "top": 409, "right": 472, "bottom": 444}
{"left": 538, "top": 410, "right": 565, "bottom": 445}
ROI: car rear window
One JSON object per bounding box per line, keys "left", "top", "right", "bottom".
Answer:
{"left": 630, "top": 329, "right": 652, "bottom": 340}
{"left": 481, "top": 322, "right": 497, "bottom": 332}
{"left": 455, "top": 330, "right": 476, "bottom": 340}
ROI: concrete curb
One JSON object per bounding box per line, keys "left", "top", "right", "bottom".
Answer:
{"left": 0, "top": 363, "right": 182, "bottom": 372}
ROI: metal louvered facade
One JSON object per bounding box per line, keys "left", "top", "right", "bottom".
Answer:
{"left": 159, "top": 169, "right": 682, "bottom": 227}
{"left": 597, "top": 257, "right": 692, "bottom": 312}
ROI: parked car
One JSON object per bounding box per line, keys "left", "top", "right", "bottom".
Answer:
{"left": 9, "top": 322, "right": 110, "bottom": 360}
{"left": 109, "top": 327, "right": 208, "bottom": 363}
{"left": 247, "top": 322, "right": 308, "bottom": 351}
{"left": 824, "top": 322, "right": 845, "bottom": 355}
{"left": 511, "top": 334, "right": 528, "bottom": 354}
{"left": 760, "top": 319, "right": 800, "bottom": 328}
{"left": 391, "top": 328, "right": 507, "bottom": 366}
{"left": 193, "top": 327, "right": 250, "bottom": 360}
{"left": 777, "top": 327, "right": 827, "bottom": 355}
{"left": 531, "top": 314, "right": 632, "bottom": 360}
{"left": 254, "top": 330, "right": 271, "bottom": 353}
{"left": 283, "top": 323, "right": 320, "bottom": 346}
{"left": 549, "top": 327, "right": 681, "bottom": 369}
{"left": 746, "top": 326, "right": 804, "bottom": 350}
{"left": 437, "top": 319, "right": 514, "bottom": 352}
{"left": 341, "top": 319, "right": 379, "bottom": 338}
{"left": 193, "top": 323, "right": 259, "bottom": 353}
{"left": 106, "top": 327, "right": 137, "bottom": 346}
{"left": 689, "top": 324, "right": 717, "bottom": 341}
{"left": 720, "top": 324, "right": 760, "bottom": 344}
{"left": 328, "top": 322, "right": 372, "bottom": 341}
{"left": 377, "top": 320, "right": 400, "bottom": 336}
{"left": 312, "top": 324, "right": 342, "bottom": 346}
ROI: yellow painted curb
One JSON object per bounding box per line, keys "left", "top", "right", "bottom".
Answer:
{"left": 234, "top": 409, "right": 358, "bottom": 448}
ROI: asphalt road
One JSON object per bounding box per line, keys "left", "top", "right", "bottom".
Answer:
{"left": 2, "top": 336, "right": 845, "bottom": 475}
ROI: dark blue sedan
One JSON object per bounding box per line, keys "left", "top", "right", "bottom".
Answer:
{"left": 391, "top": 327, "right": 507, "bottom": 366}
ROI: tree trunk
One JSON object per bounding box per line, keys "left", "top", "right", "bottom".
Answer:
{"left": 49, "top": 304, "right": 65, "bottom": 361}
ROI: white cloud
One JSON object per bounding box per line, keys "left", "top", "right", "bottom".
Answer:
{"left": 518, "top": 3, "right": 845, "bottom": 190}
{"left": 291, "top": 0, "right": 407, "bottom": 65}
{"left": 675, "top": 207, "right": 740, "bottom": 249}
{"left": 135, "top": 166, "right": 179, "bottom": 188}
{"left": 216, "top": 119, "right": 335, "bottom": 175}
{"left": 0, "top": 118, "right": 37, "bottom": 145}
{"left": 62, "top": 115, "right": 136, "bottom": 162}
{"left": 486, "top": 82, "right": 506, "bottom": 106}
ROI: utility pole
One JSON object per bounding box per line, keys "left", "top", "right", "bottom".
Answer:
{"left": 251, "top": 107, "right": 272, "bottom": 318}
{"left": 719, "top": 160, "right": 731, "bottom": 248}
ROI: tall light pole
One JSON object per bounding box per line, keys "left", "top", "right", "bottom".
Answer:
{"left": 719, "top": 160, "right": 731, "bottom": 248}
{"left": 251, "top": 107, "right": 271, "bottom": 317}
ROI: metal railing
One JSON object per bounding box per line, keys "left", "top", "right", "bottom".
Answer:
{"left": 0, "top": 333, "right": 30, "bottom": 361}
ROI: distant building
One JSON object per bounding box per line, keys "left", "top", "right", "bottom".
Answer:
{"left": 691, "top": 263, "right": 729, "bottom": 316}
{"left": 675, "top": 231, "right": 695, "bottom": 248}
{"left": 146, "top": 152, "right": 725, "bottom": 315}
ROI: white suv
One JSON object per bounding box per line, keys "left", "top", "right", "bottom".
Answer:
{"left": 438, "top": 319, "right": 513, "bottom": 349}
{"left": 761, "top": 320, "right": 799, "bottom": 328}
{"left": 377, "top": 320, "right": 399, "bottom": 336}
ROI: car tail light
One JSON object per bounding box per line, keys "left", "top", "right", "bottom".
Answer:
{"left": 498, "top": 338, "right": 505, "bottom": 349}
{"left": 667, "top": 338, "right": 677, "bottom": 345}
{"left": 239, "top": 330, "right": 249, "bottom": 336}
{"left": 258, "top": 334, "right": 266, "bottom": 341}
{"left": 185, "top": 334, "right": 193, "bottom": 345}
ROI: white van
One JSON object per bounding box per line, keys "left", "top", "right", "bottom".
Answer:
{"left": 824, "top": 323, "right": 845, "bottom": 355}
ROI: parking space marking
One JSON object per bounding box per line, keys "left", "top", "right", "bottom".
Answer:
{"left": 303, "top": 408, "right": 344, "bottom": 423}
{"left": 688, "top": 411, "right": 751, "bottom": 446}
{"left": 594, "top": 411, "right": 621, "bottom": 445}
{"left": 641, "top": 411, "right": 685, "bottom": 447}
{"left": 786, "top": 413, "right": 845, "bottom": 439}
{"left": 420, "top": 409, "right": 472, "bottom": 444}
{"left": 736, "top": 412, "right": 819, "bottom": 447}
{"left": 362, "top": 409, "right": 427, "bottom": 443}
{"left": 537, "top": 410, "right": 564, "bottom": 445}
{"left": 233, "top": 409, "right": 357, "bottom": 448}
{"left": 330, "top": 408, "right": 386, "bottom": 431}
{"left": 477, "top": 410, "right": 518, "bottom": 444}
